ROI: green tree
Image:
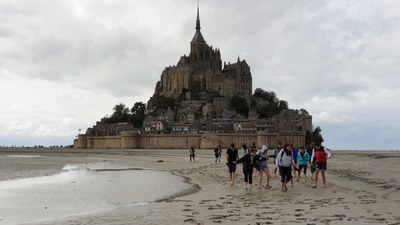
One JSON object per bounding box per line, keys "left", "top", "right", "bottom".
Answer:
{"left": 230, "top": 96, "right": 249, "bottom": 117}
{"left": 306, "top": 126, "right": 324, "bottom": 146}
{"left": 250, "top": 98, "right": 257, "bottom": 107}
{"left": 103, "top": 103, "right": 130, "bottom": 123}
{"left": 278, "top": 100, "right": 289, "bottom": 111}
{"left": 299, "top": 108, "right": 309, "bottom": 115}
{"left": 253, "top": 88, "right": 266, "bottom": 99}
{"left": 130, "top": 102, "right": 147, "bottom": 128}
{"left": 131, "top": 102, "right": 146, "bottom": 115}
{"left": 253, "top": 88, "right": 288, "bottom": 119}
{"left": 258, "top": 104, "right": 274, "bottom": 118}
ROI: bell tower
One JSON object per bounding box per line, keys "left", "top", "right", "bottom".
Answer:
{"left": 190, "top": 2, "right": 208, "bottom": 73}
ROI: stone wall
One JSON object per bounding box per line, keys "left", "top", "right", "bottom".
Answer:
{"left": 75, "top": 131, "right": 306, "bottom": 150}
{"left": 87, "top": 136, "right": 121, "bottom": 149}
{"left": 139, "top": 134, "right": 201, "bottom": 149}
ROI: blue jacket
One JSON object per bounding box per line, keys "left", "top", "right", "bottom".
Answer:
{"left": 297, "top": 152, "right": 310, "bottom": 166}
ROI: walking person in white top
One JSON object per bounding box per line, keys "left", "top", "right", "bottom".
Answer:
{"left": 276, "top": 144, "right": 294, "bottom": 192}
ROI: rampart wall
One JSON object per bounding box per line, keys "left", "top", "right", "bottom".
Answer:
{"left": 75, "top": 131, "right": 306, "bottom": 149}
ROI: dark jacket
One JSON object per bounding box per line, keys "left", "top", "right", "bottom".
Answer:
{"left": 236, "top": 154, "right": 261, "bottom": 171}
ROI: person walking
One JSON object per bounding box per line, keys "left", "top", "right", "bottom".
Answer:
{"left": 297, "top": 146, "right": 310, "bottom": 182}
{"left": 292, "top": 145, "right": 299, "bottom": 176}
{"left": 276, "top": 144, "right": 293, "bottom": 192}
{"left": 226, "top": 143, "right": 239, "bottom": 185}
{"left": 273, "top": 142, "right": 282, "bottom": 178}
{"left": 214, "top": 145, "right": 222, "bottom": 163}
{"left": 241, "top": 143, "right": 248, "bottom": 156}
{"left": 307, "top": 142, "right": 316, "bottom": 180}
{"left": 256, "top": 145, "right": 272, "bottom": 189}
{"left": 311, "top": 142, "right": 331, "bottom": 188}
{"left": 236, "top": 147, "right": 259, "bottom": 190}
{"left": 189, "top": 146, "right": 196, "bottom": 162}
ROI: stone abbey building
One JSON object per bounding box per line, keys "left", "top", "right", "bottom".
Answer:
{"left": 75, "top": 5, "right": 312, "bottom": 149}
{"left": 155, "top": 6, "right": 252, "bottom": 102}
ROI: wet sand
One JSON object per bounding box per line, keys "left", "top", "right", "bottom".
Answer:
{"left": 1, "top": 149, "right": 399, "bottom": 225}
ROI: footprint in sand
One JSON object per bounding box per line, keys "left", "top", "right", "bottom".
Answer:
{"left": 183, "top": 218, "right": 197, "bottom": 223}
{"left": 207, "top": 204, "right": 224, "bottom": 210}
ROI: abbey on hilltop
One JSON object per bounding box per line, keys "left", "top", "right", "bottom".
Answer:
{"left": 144, "top": 5, "right": 254, "bottom": 133}
{"left": 154, "top": 6, "right": 252, "bottom": 102}
{"left": 75, "top": 4, "right": 313, "bottom": 149}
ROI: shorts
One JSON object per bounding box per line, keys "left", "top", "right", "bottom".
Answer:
{"left": 227, "top": 163, "right": 237, "bottom": 173}
{"left": 316, "top": 162, "right": 327, "bottom": 170}
{"left": 258, "top": 162, "right": 268, "bottom": 171}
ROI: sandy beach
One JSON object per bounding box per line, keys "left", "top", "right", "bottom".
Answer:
{"left": 0, "top": 148, "right": 399, "bottom": 225}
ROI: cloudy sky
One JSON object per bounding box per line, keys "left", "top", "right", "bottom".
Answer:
{"left": 1, "top": 0, "right": 399, "bottom": 150}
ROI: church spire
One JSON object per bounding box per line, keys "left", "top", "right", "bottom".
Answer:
{"left": 191, "top": 0, "right": 205, "bottom": 43}
{"left": 196, "top": 0, "right": 201, "bottom": 30}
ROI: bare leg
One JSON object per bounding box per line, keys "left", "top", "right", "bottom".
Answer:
{"left": 258, "top": 170, "right": 263, "bottom": 188}
{"left": 313, "top": 168, "right": 320, "bottom": 188}
{"left": 321, "top": 169, "right": 327, "bottom": 187}
{"left": 284, "top": 180, "right": 289, "bottom": 191}
{"left": 297, "top": 170, "right": 300, "bottom": 181}
{"left": 265, "top": 169, "right": 271, "bottom": 186}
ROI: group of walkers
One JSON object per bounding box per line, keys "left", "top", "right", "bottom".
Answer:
{"left": 220, "top": 141, "right": 331, "bottom": 191}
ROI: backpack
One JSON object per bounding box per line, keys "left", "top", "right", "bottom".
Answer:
{"left": 279, "top": 150, "right": 299, "bottom": 171}
{"left": 279, "top": 150, "right": 288, "bottom": 162}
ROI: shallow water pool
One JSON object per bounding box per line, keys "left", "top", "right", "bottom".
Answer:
{"left": 0, "top": 164, "right": 192, "bottom": 225}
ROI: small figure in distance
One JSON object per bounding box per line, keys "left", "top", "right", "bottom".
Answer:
{"left": 189, "top": 146, "right": 196, "bottom": 162}
{"left": 214, "top": 145, "right": 222, "bottom": 163}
